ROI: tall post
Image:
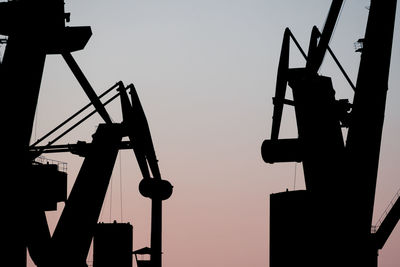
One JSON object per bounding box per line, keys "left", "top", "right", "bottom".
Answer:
{"left": 151, "top": 199, "right": 162, "bottom": 267}
{"left": 344, "top": 1, "right": 397, "bottom": 264}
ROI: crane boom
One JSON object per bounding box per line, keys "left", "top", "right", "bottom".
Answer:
{"left": 120, "top": 84, "right": 172, "bottom": 267}
{"left": 306, "top": 0, "right": 343, "bottom": 73}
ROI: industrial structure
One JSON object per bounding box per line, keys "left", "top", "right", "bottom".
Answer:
{"left": 2, "top": 0, "right": 399, "bottom": 266}
{"left": 1, "top": 1, "right": 172, "bottom": 267}
{"left": 262, "top": 0, "right": 398, "bottom": 266}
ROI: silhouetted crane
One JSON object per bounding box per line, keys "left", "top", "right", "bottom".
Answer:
{"left": 262, "top": 0, "right": 398, "bottom": 266}
{"left": 0, "top": 1, "right": 172, "bottom": 267}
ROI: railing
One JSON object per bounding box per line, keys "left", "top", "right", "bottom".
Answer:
{"left": 371, "top": 188, "right": 400, "bottom": 233}
{"left": 34, "top": 156, "right": 68, "bottom": 173}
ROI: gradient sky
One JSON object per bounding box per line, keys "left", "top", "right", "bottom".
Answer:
{"left": 27, "top": 0, "right": 400, "bottom": 266}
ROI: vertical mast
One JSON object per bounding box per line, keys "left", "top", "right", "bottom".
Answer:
{"left": 345, "top": 0, "right": 398, "bottom": 234}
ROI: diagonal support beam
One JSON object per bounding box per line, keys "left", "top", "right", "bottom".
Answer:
{"left": 50, "top": 124, "right": 122, "bottom": 266}
{"left": 62, "top": 52, "right": 112, "bottom": 124}
{"left": 374, "top": 192, "right": 400, "bottom": 249}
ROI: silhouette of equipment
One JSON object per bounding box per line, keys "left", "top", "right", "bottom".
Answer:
{"left": 93, "top": 222, "right": 133, "bottom": 267}
{"left": 261, "top": 0, "right": 399, "bottom": 266}
{"left": 133, "top": 247, "right": 153, "bottom": 267}
{"left": 0, "top": 1, "right": 172, "bottom": 267}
